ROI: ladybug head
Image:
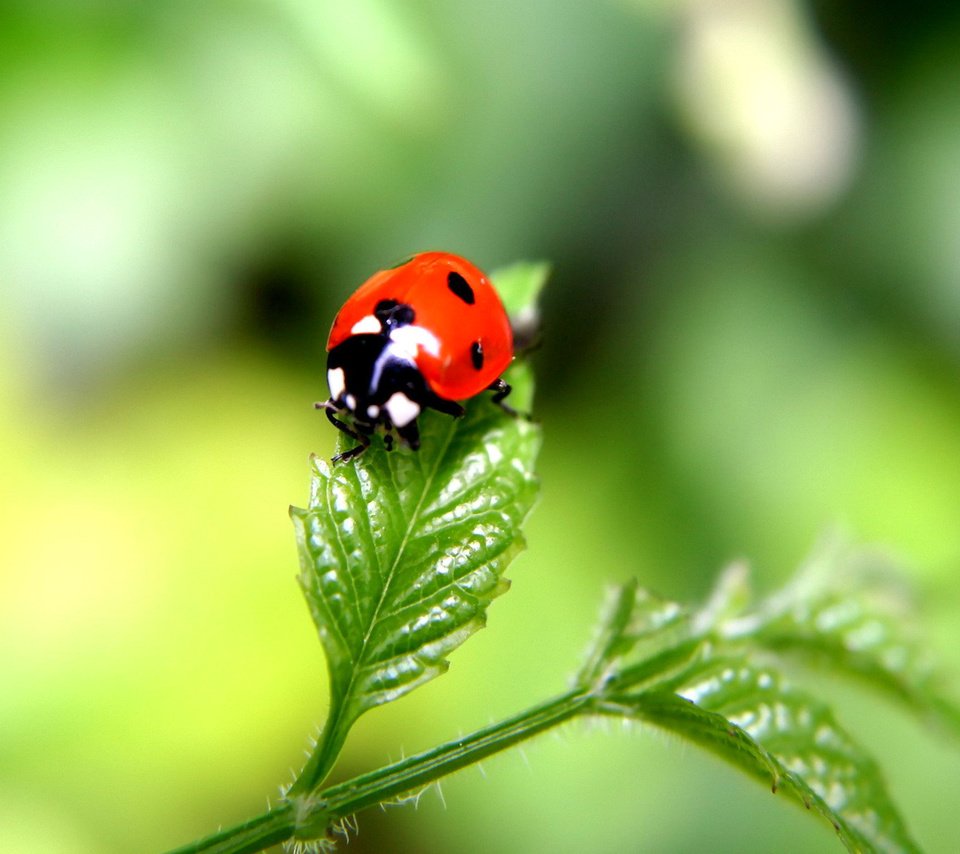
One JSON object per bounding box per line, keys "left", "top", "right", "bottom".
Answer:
{"left": 325, "top": 300, "right": 437, "bottom": 433}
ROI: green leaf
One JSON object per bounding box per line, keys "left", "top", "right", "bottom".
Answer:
{"left": 642, "top": 658, "right": 919, "bottom": 853}
{"left": 490, "top": 260, "right": 550, "bottom": 316}
{"left": 576, "top": 580, "right": 693, "bottom": 691}
{"left": 722, "top": 543, "right": 960, "bottom": 740}
{"left": 289, "top": 264, "right": 544, "bottom": 793}
{"left": 582, "top": 579, "right": 922, "bottom": 853}
{"left": 491, "top": 260, "right": 550, "bottom": 350}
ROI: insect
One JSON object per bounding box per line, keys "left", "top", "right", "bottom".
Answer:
{"left": 319, "top": 251, "right": 517, "bottom": 462}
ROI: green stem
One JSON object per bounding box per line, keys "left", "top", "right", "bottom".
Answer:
{"left": 287, "top": 706, "right": 348, "bottom": 797}
{"left": 165, "top": 688, "right": 593, "bottom": 854}
{"left": 320, "top": 687, "right": 592, "bottom": 819}
{"left": 164, "top": 803, "right": 295, "bottom": 854}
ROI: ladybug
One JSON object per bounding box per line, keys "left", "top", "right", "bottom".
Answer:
{"left": 319, "top": 251, "right": 516, "bottom": 462}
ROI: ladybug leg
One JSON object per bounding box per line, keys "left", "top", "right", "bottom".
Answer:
{"left": 488, "top": 378, "right": 511, "bottom": 404}
{"left": 395, "top": 418, "right": 421, "bottom": 452}
{"left": 332, "top": 441, "right": 370, "bottom": 463}
{"left": 488, "top": 378, "right": 519, "bottom": 417}
{"left": 332, "top": 438, "right": 370, "bottom": 463}
{"left": 421, "top": 392, "right": 465, "bottom": 419}
{"left": 316, "top": 400, "right": 371, "bottom": 462}
{"left": 487, "top": 379, "right": 534, "bottom": 421}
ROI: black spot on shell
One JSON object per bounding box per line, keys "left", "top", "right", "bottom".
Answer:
{"left": 447, "top": 271, "right": 475, "bottom": 305}
{"left": 471, "top": 340, "right": 484, "bottom": 371}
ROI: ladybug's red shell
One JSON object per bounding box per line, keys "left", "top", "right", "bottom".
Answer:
{"left": 327, "top": 252, "right": 513, "bottom": 401}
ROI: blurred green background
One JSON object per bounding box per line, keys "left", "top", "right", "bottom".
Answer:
{"left": 2, "top": 1, "right": 960, "bottom": 852}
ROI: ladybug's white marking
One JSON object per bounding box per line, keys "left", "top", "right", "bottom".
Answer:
{"left": 367, "top": 405, "right": 380, "bottom": 419}
{"left": 385, "top": 392, "right": 421, "bottom": 428}
{"left": 368, "top": 325, "right": 441, "bottom": 396}
{"left": 345, "top": 394, "right": 357, "bottom": 411}
{"left": 350, "top": 314, "right": 382, "bottom": 335}
{"left": 327, "top": 367, "right": 346, "bottom": 400}
{"left": 388, "top": 324, "right": 440, "bottom": 358}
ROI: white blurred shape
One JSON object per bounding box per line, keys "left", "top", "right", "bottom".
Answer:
{"left": 672, "top": 0, "right": 861, "bottom": 221}
{"left": 0, "top": 75, "right": 193, "bottom": 389}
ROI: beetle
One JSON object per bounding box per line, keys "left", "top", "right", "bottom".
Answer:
{"left": 319, "top": 252, "right": 516, "bottom": 462}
